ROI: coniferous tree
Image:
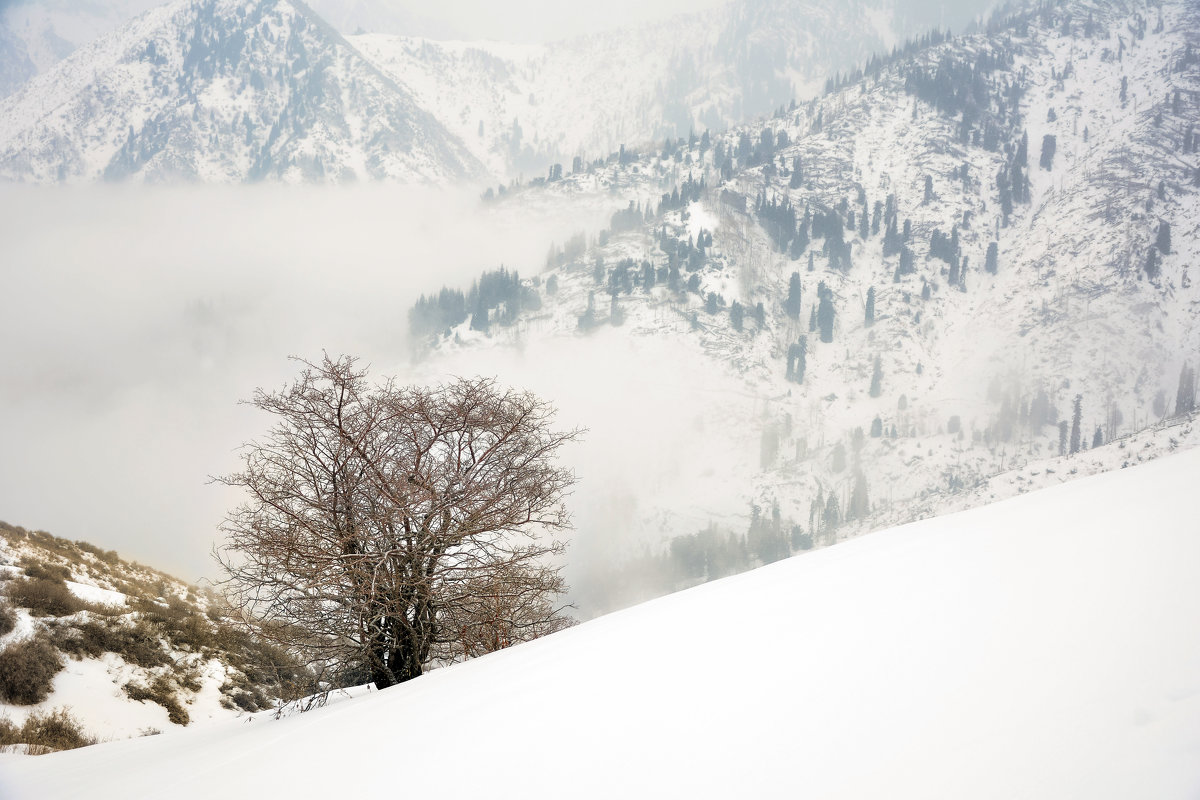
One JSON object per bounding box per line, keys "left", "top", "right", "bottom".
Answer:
{"left": 1157, "top": 220, "right": 1172, "bottom": 254}
{"left": 1145, "top": 248, "right": 1160, "bottom": 280}
{"left": 754, "top": 302, "right": 766, "bottom": 328}
{"left": 1176, "top": 363, "right": 1196, "bottom": 416}
{"left": 1039, "top": 134, "right": 1057, "bottom": 170}
{"left": 786, "top": 272, "right": 803, "bottom": 319}
{"left": 809, "top": 305, "right": 818, "bottom": 333}
{"left": 865, "top": 287, "right": 876, "bottom": 327}
{"left": 869, "top": 355, "right": 883, "bottom": 397}
{"left": 1058, "top": 420, "right": 1068, "bottom": 456}
{"left": 985, "top": 241, "right": 999, "bottom": 274}
{"left": 730, "top": 301, "right": 744, "bottom": 332}
{"left": 1092, "top": 426, "right": 1103, "bottom": 448}
{"left": 1069, "top": 394, "right": 1082, "bottom": 455}
{"left": 817, "top": 282, "right": 835, "bottom": 343}
{"left": 870, "top": 416, "right": 883, "bottom": 437}
{"left": 847, "top": 471, "right": 870, "bottom": 521}
{"left": 831, "top": 441, "right": 846, "bottom": 473}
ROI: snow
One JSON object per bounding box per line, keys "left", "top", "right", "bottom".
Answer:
{"left": 3, "top": 448, "right": 1199, "bottom": 798}
{"left": 64, "top": 581, "right": 126, "bottom": 607}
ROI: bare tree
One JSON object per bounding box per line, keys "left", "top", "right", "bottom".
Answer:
{"left": 215, "top": 356, "right": 580, "bottom": 689}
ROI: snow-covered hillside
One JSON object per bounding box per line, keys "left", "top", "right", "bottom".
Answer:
{"left": 0, "top": 0, "right": 486, "bottom": 182}
{"left": 0, "top": 523, "right": 303, "bottom": 746}
{"left": 409, "top": 0, "right": 1200, "bottom": 607}
{"left": 3, "top": 445, "right": 1198, "bottom": 799}
{"left": 352, "top": 0, "right": 919, "bottom": 179}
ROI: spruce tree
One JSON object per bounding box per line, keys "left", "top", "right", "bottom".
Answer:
{"left": 1176, "top": 363, "right": 1196, "bottom": 416}
{"left": 865, "top": 286, "right": 876, "bottom": 327}
{"left": 1156, "top": 220, "right": 1171, "bottom": 254}
{"left": 1069, "top": 394, "right": 1082, "bottom": 455}
{"left": 786, "top": 272, "right": 802, "bottom": 319}
{"left": 817, "top": 282, "right": 835, "bottom": 343}
{"left": 869, "top": 355, "right": 883, "bottom": 397}
{"left": 985, "top": 241, "right": 998, "bottom": 274}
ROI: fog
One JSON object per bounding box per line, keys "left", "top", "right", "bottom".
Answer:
{"left": 0, "top": 184, "right": 624, "bottom": 582}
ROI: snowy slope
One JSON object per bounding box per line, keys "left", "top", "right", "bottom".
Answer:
{"left": 0, "top": 0, "right": 486, "bottom": 183}
{"left": 351, "top": 0, "right": 917, "bottom": 179}
{"left": 0, "top": 523, "right": 302, "bottom": 744}
{"left": 3, "top": 446, "right": 1199, "bottom": 798}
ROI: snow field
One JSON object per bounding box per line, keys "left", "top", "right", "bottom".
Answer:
{"left": 3, "top": 446, "right": 1199, "bottom": 799}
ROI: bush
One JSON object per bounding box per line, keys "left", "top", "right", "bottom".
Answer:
{"left": 124, "top": 677, "right": 189, "bottom": 726}
{"left": 0, "top": 601, "right": 15, "bottom": 638}
{"left": 0, "top": 708, "right": 96, "bottom": 753}
{"left": 0, "top": 638, "right": 63, "bottom": 704}
{"left": 19, "top": 557, "right": 72, "bottom": 583}
{"left": 5, "top": 577, "right": 81, "bottom": 617}
{"left": 49, "top": 619, "right": 168, "bottom": 668}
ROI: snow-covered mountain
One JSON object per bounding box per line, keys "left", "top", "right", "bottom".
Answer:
{"left": 4, "top": 445, "right": 1198, "bottom": 798}
{"left": 408, "top": 0, "right": 1200, "bottom": 612}
{"left": 0, "top": 0, "right": 486, "bottom": 182}
{"left": 353, "top": 0, "right": 934, "bottom": 179}
{"left": 0, "top": 0, "right": 163, "bottom": 96}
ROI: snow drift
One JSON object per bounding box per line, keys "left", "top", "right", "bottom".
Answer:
{"left": 3, "top": 448, "right": 1199, "bottom": 799}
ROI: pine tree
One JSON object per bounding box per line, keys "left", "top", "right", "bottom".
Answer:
{"left": 785, "top": 272, "right": 802, "bottom": 319}
{"left": 1176, "top": 363, "right": 1196, "bottom": 416}
{"left": 730, "top": 301, "right": 744, "bottom": 332}
{"left": 1092, "top": 426, "right": 1103, "bottom": 448}
{"left": 864, "top": 286, "right": 876, "bottom": 327}
{"left": 817, "top": 282, "right": 835, "bottom": 343}
{"left": 1157, "top": 220, "right": 1171, "bottom": 254}
{"left": 847, "top": 471, "right": 869, "bottom": 521}
{"left": 869, "top": 355, "right": 883, "bottom": 397}
{"left": 1069, "top": 394, "right": 1082, "bottom": 455}
{"left": 923, "top": 174, "right": 933, "bottom": 204}
{"left": 985, "top": 241, "right": 998, "bottom": 274}
{"left": 1039, "top": 134, "right": 1057, "bottom": 170}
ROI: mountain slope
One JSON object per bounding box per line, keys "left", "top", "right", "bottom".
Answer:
{"left": 407, "top": 0, "right": 1200, "bottom": 610}
{"left": 3, "top": 444, "right": 1198, "bottom": 798}
{"left": 0, "top": 0, "right": 486, "bottom": 183}
{"left": 351, "top": 0, "right": 925, "bottom": 178}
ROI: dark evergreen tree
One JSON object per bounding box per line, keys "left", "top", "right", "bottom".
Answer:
{"left": 1092, "top": 426, "right": 1103, "bottom": 448}
{"left": 865, "top": 286, "right": 876, "bottom": 327}
{"left": 1145, "top": 248, "right": 1160, "bottom": 280}
{"left": 1176, "top": 363, "right": 1196, "bottom": 416}
{"left": 1069, "top": 394, "right": 1082, "bottom": 455}
{"left": 786, "top": 272, "right": 803, "bottom": 319}
{"left": 1157, "top": 220, "right": 1171, "bottom": 254}
{"left": 869, "top": 355, "right": 883, "bottom": 397}
{"left": 985, "top": 241, "right": 999, "bottom": 274}
{"left": 809, "top": 305, "right": 818, "bottom": 332}
{"left": 730, "top": 301, "right": 745, "bottom": 332}
{"left": 1039, "top": 134, "right": 1057, "bottom": 170}
{"left": 1058, "top": 420, "right": 1068, "bottom": 456}
{"left": 870, "top": 416, "right": 883, "bottom": 437}
{"left": 817, "top": 282, "right": 835, "bottom": 343}
{"left": 847, "top": 471, "right": 870, "bottom": 521}
{"left": 923, "top": 174, "right": 933, "bottom": 204}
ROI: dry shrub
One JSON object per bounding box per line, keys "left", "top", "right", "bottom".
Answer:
{"left": 5, "top": 577, "right": 81, "bottom": 617}
{"left": 124, "top": 676, "right": 190, "bottom": 726}
{"left": 0, "top": 638, "right": 63, "bottom": 704}
{"left": 0, "top": 708, "right": 96, "bottom": 753}
{"left": 19, "top": 557, "right": 72, "bottom": 583}
{"left": 0, "top": 601, "right": 15, "bottom": 638}
{"left": 50, "top": 619, "right": 168, "bottom": 669}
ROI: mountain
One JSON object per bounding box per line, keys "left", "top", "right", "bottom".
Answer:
{"left": 407, "top": 0, "right": 1200, "bottom": 612}
{"left": 0, "top": 521, "right": 306, "bottom": 750}
{"left": 0, "top": 0, "right": 486, "bottom": 183}
{"left": 4, "top": 444, "right": 1198, "bottom": 798}
{"left": 352, "top": 0, "right": 934, "bottom": 179}
{"left": 0, "top": 0, "right": 163, "bottom": 97}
